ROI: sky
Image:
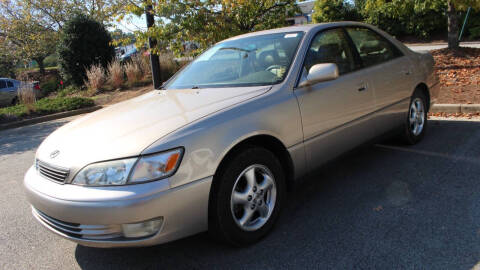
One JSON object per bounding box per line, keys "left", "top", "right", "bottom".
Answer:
{"left": 112, "top": 14, "right": 147, "bottom": 33}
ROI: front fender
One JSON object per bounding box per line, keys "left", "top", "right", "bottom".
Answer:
{"left": 142, "top": 87, "right": 304, "bottom": 189}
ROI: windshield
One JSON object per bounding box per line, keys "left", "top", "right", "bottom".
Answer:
{"left": 165, "top": 32, "right": 304, "bottom": 89}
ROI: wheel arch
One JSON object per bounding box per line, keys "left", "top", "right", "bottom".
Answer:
{"left": 414, "top": 83, "right": 430, "bottom": 112}
{"left": 212, "top": 134, "right": 296, "bottom": 192}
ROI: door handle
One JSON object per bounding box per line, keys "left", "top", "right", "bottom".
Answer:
{"left": 358, "top": 86, "right": 367, "bottom": 92}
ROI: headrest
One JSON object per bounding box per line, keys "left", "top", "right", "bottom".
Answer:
{"left": 359, "top": 40, "right": 382, "bottom": 54}
{"left": 258, "top": 50, "right": 279, "bottom": 67}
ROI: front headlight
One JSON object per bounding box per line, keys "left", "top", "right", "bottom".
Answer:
{"left": 72, "top": 148, "right": 184, "bottom": 186}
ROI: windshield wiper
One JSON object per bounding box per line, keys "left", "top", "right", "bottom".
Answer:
{"left": 219, "top": 47, "right": 255, "bottom": 53}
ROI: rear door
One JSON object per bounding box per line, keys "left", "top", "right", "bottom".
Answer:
{"left": 345, "top": 27, "right": 414, "bottom": 133}
{"left": 294, "top": 28, "right": 377, "bottom": 168}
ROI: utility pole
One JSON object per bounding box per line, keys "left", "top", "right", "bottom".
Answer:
{"left": 145, "top": 3, "right": 161, "bottom": 89}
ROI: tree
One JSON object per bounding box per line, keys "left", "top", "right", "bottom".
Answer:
{"left": 124, "top": 0, "right": 299, "bottom": 56}
{"left": 361, "top": 0, "right": 449, "bottom": 39}
{"left": 19, "top": 0, "right": 129, "bottom": 30}
{"left": 447, "top": 0, "right": 480, "bottom": 49}
{"left": 0, "top": 37, "right": 18, "bottom": 78}
{"left": 312, "top": 0, "right": 360, "bottom": 23}
{"left": 57, "top": 14, "right": 115, "bottom": 85}
{"left": 0, "top": 0, "right": 128, "bottom": 76}
{"left": 110, "top": 29, "right": 136, "bottom": 47}
{"left": 0, "top": 1, "right": 58, "bottom": 75}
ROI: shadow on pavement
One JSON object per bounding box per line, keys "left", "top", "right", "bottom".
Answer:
{"left": 68, "top": 119, "right": 479, "bottom": 269}
{"left": 0, "top": 120, "right": 69, "bottom": 156}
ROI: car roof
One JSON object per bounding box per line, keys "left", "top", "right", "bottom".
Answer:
{"left": 223, "top": 21, "right": 373, "bottom": 41}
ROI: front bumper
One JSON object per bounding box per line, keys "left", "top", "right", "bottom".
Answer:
{"left": 24, "top": 166, "right": 212, "bottom": 248}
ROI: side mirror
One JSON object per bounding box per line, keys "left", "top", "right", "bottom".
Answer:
{"left": 298, "top": 63, "right": 339, "bottom": 88}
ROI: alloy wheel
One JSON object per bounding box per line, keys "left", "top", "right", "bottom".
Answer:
{"left": 409, "top": 98, "right": 425, "bottom": 136}
{"left": 230, "top": 164, "right": 277, "bottom": 231}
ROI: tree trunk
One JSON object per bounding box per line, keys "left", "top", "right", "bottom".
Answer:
{"left": 447, "top": 0, "right": 459, "bottom": 49}
{"left": 35, "top": 57, "right": 46, "bottom": 76}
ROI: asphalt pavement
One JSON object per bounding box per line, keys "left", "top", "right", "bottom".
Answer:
{"left": 1, "top": 116, "right": 480, "bottom": 269}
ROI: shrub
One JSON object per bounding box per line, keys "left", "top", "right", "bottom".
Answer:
{"left": 35, "top": 97, "right": 94, "bottom": 114}
{"left": 18, "top": 83, "right": 36, "bottom": 113}
{"left": 57, "top": 85, "right": 80, "bottom": 97}
{"left": 125, "top": 60, "right": 142, "bottom": 85}
{"left": 361, "top": 0, "right": 446, "bottom": 39}
{"left": 40, "top": 78, "right": 59, "bottom": 95}
{"left": 84, "top": 64, "right": 106, "bottom": 93}
{"left": 470, "top": 26, "right": 480, "bottom": 40}
{"left": 159, "top": 53, "right": 180, "bottom": 81}
{"left": 57, "top": 14, "right": 115, "bottom": 86}
{"left": 0, "top": 97, "right": 94, "bottom": 120}
{"left": 313, "top": 0, "right": 361, "bottom": 23}
{"left": 140, "top": 54, "right": 152, "bottom": 77}
{"left": 0, "top": 104, "right": 29, "bottom": 118}
{"left": 107, "top": 60, "right": 124, "bottom": 89}
{"left": 44, "top": 53, "right": 58, "bottom": 68}
{"left": 0, "top": 53, "right": 16, "bottom": 78}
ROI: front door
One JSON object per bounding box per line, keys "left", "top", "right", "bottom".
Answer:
{"left": 294, "top": 28, "right": 377, "bottom": 169}
{"left": 0, "top": 80, "right": 9, "bottom": 106}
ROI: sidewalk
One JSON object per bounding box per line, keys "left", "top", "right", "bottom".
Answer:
{"left": 407, "top": 41, "right": 480, "bottom": 51}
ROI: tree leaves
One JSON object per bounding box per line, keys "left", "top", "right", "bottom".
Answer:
{"left": 127, "top": 0, "right": 299, "bottom": 57}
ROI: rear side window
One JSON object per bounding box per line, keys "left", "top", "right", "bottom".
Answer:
{"left": 7, "top": 81, "right": 13, "bottom": 87}
{"left": 346, "top": 27, "right": 402, "bottom": 68}
{"left": 0, "top": 80, "right": 6, "bottom": 89}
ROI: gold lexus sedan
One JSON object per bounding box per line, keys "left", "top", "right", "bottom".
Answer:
{"left": 24, "top": 22, "right": 439, "bottom": 247}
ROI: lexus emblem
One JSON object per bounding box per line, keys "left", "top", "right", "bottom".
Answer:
{"left": 50, "top": 150, "right": 60, "bottom": 159}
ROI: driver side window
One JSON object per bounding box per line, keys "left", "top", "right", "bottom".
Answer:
{"left": 304, "top": 29, "right": 356, "bottom": 76}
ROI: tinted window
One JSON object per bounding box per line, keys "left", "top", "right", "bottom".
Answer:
{"left": 0, "top": 80, "right": 6, "bottom": 89}
{"left": 304, "top": 28, "right": 356, "bottom": 75}
{"left": 346, "top": 27, "right": 402, "bottom": 67}
{"left": 7, "top": 81, "right": 13, "bottom": 87}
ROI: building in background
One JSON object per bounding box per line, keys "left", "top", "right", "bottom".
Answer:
{"left": 287, "top": 0, "right": 315, "bottom": 25}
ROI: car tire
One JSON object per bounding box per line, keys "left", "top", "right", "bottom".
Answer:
{"left": 402, "top": 90, "right": 428, "bottom": 145}
{"left": 11, "top": 97, "right": 18, "bottom": 106}
{"left": 208, "top": 146, "right": 286, "bottom": 246}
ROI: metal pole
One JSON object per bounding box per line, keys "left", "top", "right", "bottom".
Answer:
{"left": 145, "top": 3, "right": 162, "bottom": 89}
{"left": 459, "top": 6, "right": 471, "bottom": 42}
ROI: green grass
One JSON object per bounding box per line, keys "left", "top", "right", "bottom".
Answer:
{"left": 15, "top": 66, "right": 59, "bottom": 73}
{"left": 0, "top": 97, "right": 94, "bottom": 121}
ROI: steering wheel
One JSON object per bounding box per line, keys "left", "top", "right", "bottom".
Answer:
{"left": 265, "top": 65, "right": 283, "bottom": 72}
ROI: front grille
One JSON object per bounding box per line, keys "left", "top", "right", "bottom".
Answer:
{"left": 32, "top": 208, "right": 124, "bottom": 240}
{"left": 35, "top": 159, "right": 70, "bottom": 183}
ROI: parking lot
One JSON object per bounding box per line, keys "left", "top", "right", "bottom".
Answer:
{"left": 1, "top": 116, "right": 480, "bottom": 269}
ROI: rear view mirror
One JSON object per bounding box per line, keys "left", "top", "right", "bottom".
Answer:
{"left": 298, "top": 63, "right": 339, "bottom": 88}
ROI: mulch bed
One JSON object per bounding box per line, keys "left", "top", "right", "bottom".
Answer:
{"left": 432, "top": 47, "right": 480, "bottom": 104}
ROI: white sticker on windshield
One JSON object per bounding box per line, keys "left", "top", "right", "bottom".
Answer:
{"left": 284, "top": 33, "right": 298, "bottom": 38}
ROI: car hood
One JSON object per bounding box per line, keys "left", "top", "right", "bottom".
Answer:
{"left": 36, "top": 86, "right": 270, "bottom": 169}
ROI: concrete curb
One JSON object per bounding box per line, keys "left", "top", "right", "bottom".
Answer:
{"left": 0, "top": 103, "right": 477, "bottom": 131}
{"left": 431, "top": 104, "right": 480, "bottom": 114}
{"left": 0, "top": 105, "right": 102, "bottom": 131}
{"left": 406, "top": 41, "right": 480, "bottom": 46}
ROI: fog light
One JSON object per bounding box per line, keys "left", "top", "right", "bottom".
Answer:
{"left": 122, "top": 218, "right": 163, "bottom": 238}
